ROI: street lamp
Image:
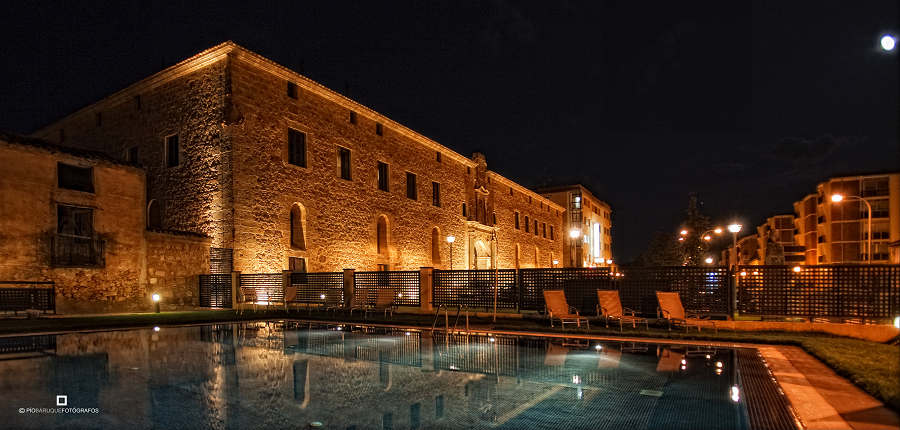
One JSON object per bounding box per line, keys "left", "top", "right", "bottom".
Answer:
{"left": 569, "top": 229, "right": 581, "bottom": 268}
{"left": 705, "top": 257, "right": 713, "bottom": 264}
{"left": 446, "top": 236, "right": 456, "bottom": 270}
{"left": 152, "top": 293, "right": 160, "bottom": 313}
{"left": 727, "top": 224, "right": 742, "bottom": 269}
{"left": 832, "top": 194, "right": 872, "bottom": 264}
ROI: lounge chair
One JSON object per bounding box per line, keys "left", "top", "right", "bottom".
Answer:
{"left": 321, "top": 289, "right": 343, "bottom": 315}
{"left": 364, "top": 288, "right": 397, "bottom": 318}
{"left": 346, "top": 287, "right": 370, "bottom": 316}
{"left": 656, "top": 291, "right": 717, "bottom": 333}
{"left": 596, "top": 290, "right": 648, "bottom": 331}
{"left": 542, "top": 290, "right": 589, "bottom": 328}
{"left": 237, "top": 286, "right": 258, "bottom": 314}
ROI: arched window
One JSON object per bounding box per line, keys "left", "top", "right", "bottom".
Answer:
{"left": 147, "top": 200, "right": 162, "bottom": 229}
{"left": 290, "top": 203, "right": 307, "bottom": 249}
{"left": 431, "top": 227, "right": 441, "bottom": 266}
{"left": 376, "top": 215, "right": 388, "bottom": 256}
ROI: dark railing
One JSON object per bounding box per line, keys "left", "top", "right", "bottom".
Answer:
{"left": 238, "top": 273, "right": 284, "bottom": 304}
{"left": 355, "top": 271, "right": 421, "bottom": 306}
{"left": 618, "top": 266, "right": 732, "bottom": 316}
{"left": 0, "top": 281, "right": 56, "bottom": 314}
{"left": 199, "top": 264, "right": 898, "bottom": 321}
{"left": 199, "top": 274, "right": 232, "bottom": 308}
{"left": 0, "top": 334, "right": 56, "bottom": 355}
{"left": 290, "top": 272, "right": 344, "bottom": 304}
{"left": 738, "top": 265, "right": 900, "bottom": 320}
{"left": 433, "top": 269, "right": 518, "bottom": 310}
{"left": 51, "top": 235, "right": 105, "bottom": 267}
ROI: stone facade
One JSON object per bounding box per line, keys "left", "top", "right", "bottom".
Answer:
{"left": 32, "top": 42, "right": 565, "bottom": 274}
{"left": 538, "top": 185, "right": 613, "bottom": 268}
{"left": 0, "top": 131, "right": 210, "bottom": 313}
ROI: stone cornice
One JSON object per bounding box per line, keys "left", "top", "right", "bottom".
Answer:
{"left": 488, "top": 171, "right": 565, "bottom": 213}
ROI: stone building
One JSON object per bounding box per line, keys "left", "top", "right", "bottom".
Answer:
{"left": 31, "top": 41, "right": 564, "bottom": 275}
{"left": 0, "top": 130, "right": 210, "bottom": 313}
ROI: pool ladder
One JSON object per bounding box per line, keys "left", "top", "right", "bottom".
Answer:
{"left": 432, "top": 304, "right": 469, "bottom": 334}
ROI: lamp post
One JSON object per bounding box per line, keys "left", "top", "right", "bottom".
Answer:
{"left": 832, "top": 194, "right": 872, "bottom": 264}
{"left": 446, "top": 235, "right": 456, "bottom": 270}
{"left": 152, "top": 293, "right": 160, "bottom": 313}
{"left": 569, "top": 229, "right": 581, "bottom": 268}
{"left": 727, "top": 224, "right": 742, "bottom": 268}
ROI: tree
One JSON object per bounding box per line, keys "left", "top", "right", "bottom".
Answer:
{"left": 680, "top": 196, "right": 711, "bottom": 266}
{"left": 638, "top": 231, "right": 683, "bottom": 266}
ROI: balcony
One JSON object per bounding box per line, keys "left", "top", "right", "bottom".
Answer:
{"left": 51, "top": 235, "right": 105, "bottom": 267}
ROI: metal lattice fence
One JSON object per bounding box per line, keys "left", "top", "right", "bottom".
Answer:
{"left": 433, "top": 270, "right": 518, "bottom": 309}
{"left": 238, "top": 273, "right": 283, "bottom": 304}
{"left": 0, "top": 281, "right": 56, "bottom": 314}
{"left": 290, "top": 272, "right": 343, "bottom": 303}
{"left": 616, "top": 266, "right": 732, "bottom": 316}
{"left": 355, "top": 271, "right": 420, "bottom": 306}
{"left": 519, "top": 268, "right": 613, "bottom": 312}
{"left": 199, "top": 274, "right": 232, "bottom": 308}
{"left": 738, "top": 265, "right": 900, "bottom": 320}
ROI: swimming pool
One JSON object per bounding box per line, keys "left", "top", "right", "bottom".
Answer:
{"left": 0, "top": 322, "right": 796, "bottom": 429}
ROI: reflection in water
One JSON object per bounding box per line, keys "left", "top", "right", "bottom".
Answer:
{"left": 0, "top": 323, "right": 748, "bottom": 429}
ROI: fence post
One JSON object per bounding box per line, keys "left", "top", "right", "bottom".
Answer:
{"left": 230, "top": 271, "right": 240, "bottom": 309}
{"left": 420, "top": 267, "right": 434, "bottom": 314}
{"left": 343, "top": 268, "right": 355, "bottom": 308}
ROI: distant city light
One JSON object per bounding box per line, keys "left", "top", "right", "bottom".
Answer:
{"left": 680, "top": 230, "right": 688, "bottom": 235}
{"left": 882, "top": 35, "right": 896, "bottom": 51}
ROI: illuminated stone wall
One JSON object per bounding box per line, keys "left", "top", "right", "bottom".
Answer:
{"left": 30, "top": 42, "right": 565, "bottom": 275}
{"left": 490, "top": 174, "right": 564, "bottom": 268}
{"left": 145, "top": 230, "right": 211, "bottom": 309}
{"left": 0, "top": 136, "right": 149, "bottom": 313}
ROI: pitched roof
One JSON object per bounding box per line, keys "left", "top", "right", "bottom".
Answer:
{"left": 0, "top": 129, "right": 139, "bottom": 168}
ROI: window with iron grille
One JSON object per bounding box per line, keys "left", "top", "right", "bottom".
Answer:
{"left": 288, "top": 129, "right": 306, "bottom": 167}
{"left": 338, "top": 146, "right": 352, "bottom": 180}
{"left": 58, "top": 163, "right": 93, "bottom": 193}
{"left": 406, "top": 172, "right": 417, "bottom": 200}
{"left": 54, "top": 205, "right": 103, "bottom": 267}
{"left": 166, "top": 134, "right": 179, "bottom": 168}
{"left": 377, "top": 162, "right": 389, "bottom": 191}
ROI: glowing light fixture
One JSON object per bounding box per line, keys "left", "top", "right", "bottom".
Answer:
{"left": 882, "top": 35, "right": 896, "bottom": 51}
{"left": 152, "top": 293, "right": 160, "bottom": 313}
{"left": 569, "top": 229, "right": 581, "bottom": 239}
{"left": 705, "top": 257, "right": 713, "bottom": 264}
{"left": 447, "top": 235, "right": 456, "bottom": 270}
{"left": 727, "top": 224, "right": 742, "bottom": 233}
{"left": 894, "top": 316, "right": 899, "bottom": 329}
{"left": 595, "top": 345, "right": 602, "bottom": 350}
{"left": 489, "top": 337, "right": 496, "bottom": 342}
{"left": 714, "top": 228, "right": 722, "bottom": 234}
{"left": 793, "top": 266, "right": 802, "bottom": 273}
{"left": 731, "top": 386, "right": 740, "bottom": 402}
{"left": 680, "top": 230, "right": 688, "bottom": 235}
{"left": 153, "top": 327, "right": 160, "bottom": 332}
{"left": 716, "top": 361, "right": 723, "bottom": 368}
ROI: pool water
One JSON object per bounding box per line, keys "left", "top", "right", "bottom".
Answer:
{"left": 1, "top": 322, "right": 755, "bottom": 429}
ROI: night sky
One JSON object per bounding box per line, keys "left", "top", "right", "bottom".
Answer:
{"left": 1, "top": 1, "right": 897, "bottom": 262}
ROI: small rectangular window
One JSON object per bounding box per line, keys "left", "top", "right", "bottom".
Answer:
{"left": 525, "top": 216, "right": 530, "bottom": 233}
{"left": 515, "top": 212, "right": 520, "bottom": 229}
{"left": 406, "top": 172, "right": 417, "bottom": 200}
{"left": 338, "top": 147, "right": 352, "bottom": 180}
{"left": 436, "top": 152, "right": 441, "bottom": 162}
{"left": 462, "top": 203, "right": 467, "bottom": 217}
{"left": 350, "top": 111, "right": 357, "bottom": 124}
{"left": 376, "top": 122, "right": 383, "bottom": 136}
{"left": 377, "top": 162, "right": 389, "bottom": 191}
{"left": 95, "top": 112, "right": 102, "bottom": 126}
{"left": 134, "top": 95, "right": 141, "bottom": 110}
{"left": 288, "top": 129, "right": 307, "bottom": 167}
{"left": 166, "top": 134, "right": 179, "bottom": 168}
{"left": 58, "top": 163, "right": 94, "bottom": 193}
{"left": 550, "top": 225, "right": 554, "bottom": 240}
{"left": 534, "top": 220, "right": 538, "bottom": 235}
{"left": 492, "top": 212, "right": 497, "bottom": 224}
{"left": 287, "top": 81, "right": 299, "bottom": 99}
{"left": 289, "top": 257, "right": 306, "bottom": 273}
{"left": 125, "top": 147, "right": 138, "bottom": 164}
{"left": 542, "top": 222, "right": 546, "bottom": 238}
{"left": 410, "top": 403, "right": 421, "bottom": 430}
{"left": 432, "top": 182, "right": 441, "bottom": 207}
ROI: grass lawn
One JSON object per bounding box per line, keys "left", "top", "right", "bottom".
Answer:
{"left": 2, "top": 309, "right": 898, "bottom": 411}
